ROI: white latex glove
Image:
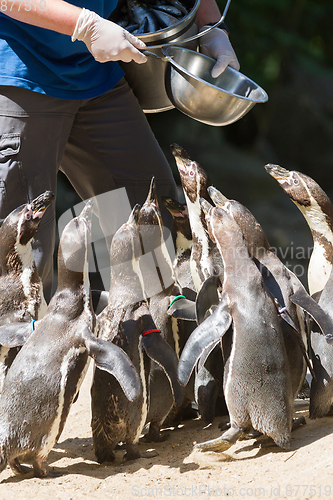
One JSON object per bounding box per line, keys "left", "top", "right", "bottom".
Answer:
{"left": 199, "top": 26, "right": 240, "bottom": 78}
{"left": 72, "top": 8, "right": 147, "bottom": 64}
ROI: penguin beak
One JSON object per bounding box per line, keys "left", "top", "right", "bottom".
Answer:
{"left": 162, "top": 197, "right": 186, "bottom": 217}
{"left": 265, "top": 163, "right": 291, "bottom": 181}
{"left": 144, "top": 177, "right": 158, "bottom": 207}
{"left": 170, "top": 143, "right": 192, "bottom": 172}
{"left": 30, "top": 191, "right": 55, "bottom": 219}
{"left": 128, "top": 204, "right": 141, "bottom": 225}
{"left": 80, "top": 198, "right": 94, "bottom": 224}
{"left": 199, "top": 198, "right": 213, "bottom": 215}
{"left": 207, "top": 186, "right": 229, "bottom": 207}
{"left": 170, "top": 143, "right": 191, "bottom": 162}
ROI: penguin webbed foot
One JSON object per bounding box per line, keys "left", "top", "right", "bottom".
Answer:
{"left": 9, "top": 457, "right": 48, "bottom": 477}
{"left": 124, "top": 444, "right": 141, "bottom": 461}
{"left": 95, "top": 451, "right": 116, "bottom": 464}
{"left": 292, "top": 416, "right": 306, "bottom": 431}
{"left": 218, "top": 420, "right": 230, "bottom": 431}
{"left": 194, "top": 426, "right": 243, "bottom": 453}
{"left": 141, "top": 424, "right": 169, "bottom": 443}
{"left": 32, "top": 459, "right": 48, "bottom": 478}
{"left": 9, "top": 458, "right": 32, "bottom": 475}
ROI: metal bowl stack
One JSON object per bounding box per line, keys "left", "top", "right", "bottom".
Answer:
{"left": 110, "top": 0, "right": 200, "bottom": 113}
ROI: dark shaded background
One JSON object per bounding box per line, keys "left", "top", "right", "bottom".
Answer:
{"left": 56, "top": 0, "right": 333, "bottom": 289}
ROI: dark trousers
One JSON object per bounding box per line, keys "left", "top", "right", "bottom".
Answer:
{"left": 0, "top": 79, "right": 178, "bottom": 300}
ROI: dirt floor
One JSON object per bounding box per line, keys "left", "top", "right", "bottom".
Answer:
{"left": 1, "top": 364, "right": 333, "bottom": 500}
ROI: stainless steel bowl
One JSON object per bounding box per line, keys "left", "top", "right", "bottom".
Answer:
{"left": 163, "top": 46, "right": 269, "bottom": 126}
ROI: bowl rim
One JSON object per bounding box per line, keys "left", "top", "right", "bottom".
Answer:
{"left": 162, "top": 46, "right": 269, "bottom": 103}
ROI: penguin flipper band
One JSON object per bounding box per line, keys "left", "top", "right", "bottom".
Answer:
{"left": 167, "top": 298, "right": 196, "bottom": 321}
{"left": 81, "top": 326, "right": 141, "bottom": 402}
{"left": 0, "top": 322, "right": 34, "bottom": 347}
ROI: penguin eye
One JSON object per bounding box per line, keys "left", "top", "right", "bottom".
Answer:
{"left": 293, "top": 177, "right": 299, "bottom": 185}
{"left": 25, "top": 212, "right": 32, "bottom": 220}
{"left": 189, "top": 170, "right": 195, "bottom": 177}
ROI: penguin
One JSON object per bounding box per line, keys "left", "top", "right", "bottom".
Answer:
{"left": 291, "top": 267, "right": 333, "bottom": 418}
{"left": 170, "top": 144, "right": 226, "bottom": 424}
{"left": 161, "top": 197, "right": 196, "bottom": 301}
{"left": 0, "top": 191, "right": 54, "bottom": 393}
{"left": 135, "top": 178, "right": 193, "bottom": 440}
{"left": 170, "top": 144, "right": 223, "bottom": 291}
{"left": 207, "top": 186, "right": 314, "bottom": 401}
{"left": 0, "top": 200, "right": 140, "bottom": 477}
{"left": 307, "top": 269, "right": 333, "bottom": 418}
{"left": 265, "top": 163, "right": 333, "bottom": 296}
{"left": 91, "top": 204, "right": 183, "bottom": 462}
{"left": 178, "top": 205, "right": 294, "bottom": 452}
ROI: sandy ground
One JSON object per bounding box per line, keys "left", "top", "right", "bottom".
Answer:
{"left": 1, "top": 364, "right": 332, "bottom": 500}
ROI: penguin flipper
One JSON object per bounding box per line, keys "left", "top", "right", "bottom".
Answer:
{"left": 142, "top": 332, "right": 184, "bottom": 407}
{"left": 81, "top": 327, "right": 141, "bottom": 402}
{"left": 291, "top": 290, "right": 333, "bottom": 344}
{"left": 178, "top": 294, "right": 232, "bottom": 387}
{"left": 167, "top": 298, "right": 196, "bottom": 321}
{"left": 197, "top": 338, "right": 222, "bottom": 373}
{"left": 92, "top": 290, "right": 109, "bottom": 316}
{"left": 196, "top": 275, "right": 222, "bottom": 324}
{"left": 0, "top": 321, "right": 36, "bottom": 347}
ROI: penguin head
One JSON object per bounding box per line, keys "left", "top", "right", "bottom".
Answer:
{"left": 162, "top": 197, "right": 188, "bottom": 220}
{"left": 162, "top": 197, "right": 192, "bottom": 243}
{"left": 109, "top": 204, "right": 141, "bottom": 268}
{"left": 108, "top": 204, "right": 148, "bottom": 306}
{"left": 138, "top": 179, "right": 175, "bottom": 293}
{"left": 266, "top": 163, "right": 333, "bottom": 234}
{"left": 170, "top": 144, "right": 210, "bottom": 204}
{"left": 203, "top": 204, "right": 248, "bottom": 253}
{"left": 0, "top": 191, "right": 54, "bottom": 269}
{"left": 57, "top": 200, "right": 93, "bottom": 286}
{"left": 208, "top": 186, "right": 270, "bottom": 257}
{"left": 138, "top": 177, "right": 164, "bottom": 254}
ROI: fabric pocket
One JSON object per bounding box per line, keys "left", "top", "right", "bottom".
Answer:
{"left": 0, "top": 133, "right": 25, "bottom": 220}
{"left": 0, "top": 133, "right": 20, "bottom": 158}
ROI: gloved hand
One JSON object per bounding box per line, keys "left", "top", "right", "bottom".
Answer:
{"left": 72, "top": 8, "right": 147, "bottom": 64}
{"left": 199, "top": 26, "right": 240, "bottom": 78}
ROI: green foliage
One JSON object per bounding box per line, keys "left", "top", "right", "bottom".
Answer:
{"left": 218, "top": 0, "right": 333, "bottom": 88}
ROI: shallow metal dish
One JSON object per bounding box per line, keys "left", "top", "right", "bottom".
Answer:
{"left": 163, "top": 46, "right": 269, "bottom": 126}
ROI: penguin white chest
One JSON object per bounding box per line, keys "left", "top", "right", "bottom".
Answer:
{"left": 39, "top": 346, "right": 87, "bottom": 458}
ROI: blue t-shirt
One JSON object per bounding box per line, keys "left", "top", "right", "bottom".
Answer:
{"left": 0, "top": 1, "right": 124, "bottom": 99}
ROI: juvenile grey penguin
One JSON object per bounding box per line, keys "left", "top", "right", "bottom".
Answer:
{"left": 178, "top": 206, "right": 294, "bottom": 452}
{"left": 91, "top": 204, "right": 183, "bottom": 462}
{"left": 0, "top": 201, "right": 140, "bottom": 477}
{"left": 0, "top": 191, "right": 54, "bottom": 392}
{"left": 265, "top": 164, "right": 333, "bottom": 296}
